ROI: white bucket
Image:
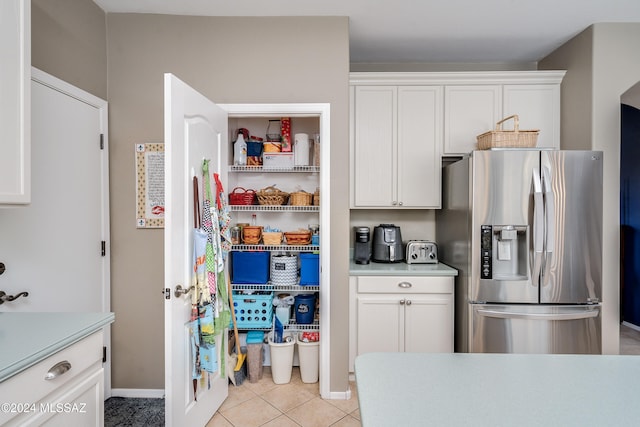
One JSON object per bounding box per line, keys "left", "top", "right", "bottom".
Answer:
{"left": 268, "top": 333, "right": 295, "bottom": 384}
{"left": 296, "top": 334, "right": 319, "bottom": 383}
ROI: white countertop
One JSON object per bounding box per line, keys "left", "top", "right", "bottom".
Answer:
{"left": 355, "top": 352, "right": 640, "bottom": 427}
{"left": 0, "top": 312, "right": 115, "bottom": 382}
{"left": 350, "top": 259, "right": 458, "bottom": 276}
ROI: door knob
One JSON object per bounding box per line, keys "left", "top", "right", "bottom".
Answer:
{"left": 0, "top": 291, "right": 29, "bottom": 305}
{"left": 174, "top": 284, "right": 195, "bottom": 298}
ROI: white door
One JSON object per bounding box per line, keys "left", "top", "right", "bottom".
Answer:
{"left": 0, "top": 68, "right": 111, "bottom": 390}
{"left": 164, "top": 73, "right": 229, "bottom": 426}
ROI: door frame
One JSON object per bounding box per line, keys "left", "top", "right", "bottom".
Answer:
{"left": 220, "top": 103, "right": 331, "bottom": 397}
{"left": 30, "top": 67, "right": 112, "bottom": 396}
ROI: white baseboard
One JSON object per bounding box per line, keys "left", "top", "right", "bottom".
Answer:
{"left": 324, "top": 388, "right": 352, "bottom": 400}
{"left": 110, "top": 389, "right": 165, "bottom": 399}
{"left": 622, "top": 321, "right": 640, "bottom": 332}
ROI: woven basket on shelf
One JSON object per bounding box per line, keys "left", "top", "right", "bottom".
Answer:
{"left": 242, "top": 226, "right": 262, "bottom": 244}
{"left": 257, "top": 186, "right": 289, "bottom": 206}
{"left": 262, "top": 231, "right": 283, "bottom": 245}
{"left": 476, "top": 115, "right": 539, "bottom": 150}
{"left": 290, "top": 191, "right": 313, "bottom": 206}
{"left": 313, "top": 189, "right": 320, "bottom": 206}
{"left": 228, "top": 187, "right": 256, "bottom": 205}
{"left": 284, "top": 230, "right": 312, "bottom": 245}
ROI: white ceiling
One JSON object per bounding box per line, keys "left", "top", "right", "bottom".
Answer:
{"left": 93, "top": 0, "right": 640, "bottom": 63}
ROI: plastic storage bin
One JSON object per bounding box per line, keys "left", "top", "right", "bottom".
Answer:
{"left": 294, "top": 294, "right": 316, "bottom": 324}
{"left": 297, "top": 333, "right": 320, "bottom": 383}
{"left": 268, "top": 332, "right": 295, "bottom": 384}
{"left": 299, "top": 253, "right": 319, "bottom": 286}
{"left": 271, "top": 254, "right": 298, "bottom": 286}
{"left": 232, "top": 251, "right": 269, "bottom": 284}
{"left": 230, "top": 292, "right": 273, "bottom": 329}
{"left": 246, "top": 331, "right": 265, "bottom": 383}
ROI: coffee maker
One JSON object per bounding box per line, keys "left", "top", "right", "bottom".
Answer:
{"left": 354, "top": 226, "right": 371, "bottom": 264}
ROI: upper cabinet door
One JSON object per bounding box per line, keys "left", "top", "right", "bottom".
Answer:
{"left": 503, "top": 84, "right": 561, "bottom": 149}
{"left": 444, "top": 85, "right": 502, "bottom": 156}
{"left": 352, "top": 86, "right": 397, "bottom": 207}
{"left": 397, "top": 86, "right": 442, "bottom": 208}
{"left": 0, "top": 0, "right": 30, "bottom": 204}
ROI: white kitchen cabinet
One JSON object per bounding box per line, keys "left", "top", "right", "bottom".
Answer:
{"left": 350, "top": 85, "right": 442, "bottom": 208}
{"left": 349, "top": 275, "right": 453, "bottom": 370}
{"left": 0, "top": 0, "right": 30, "bottom": 204}
{"left": 350, "top": 71, "right": 566, "bottom": 159}
{"left": 0, "top": 331, "right": 104, "bottom": 427}
{"left": 503, "top": 84, "right": 561, "bottom": 150}
{"left": 444, "top": 85, "right": 502, "bottom": 155}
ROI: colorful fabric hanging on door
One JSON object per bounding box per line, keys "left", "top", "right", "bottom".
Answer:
{"left": 201, "top": 160, "right": 218, "bottom": 299}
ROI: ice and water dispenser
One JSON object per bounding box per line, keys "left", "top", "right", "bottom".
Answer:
{"left": 480, "top": 225, "right": 528, "bottom": 280}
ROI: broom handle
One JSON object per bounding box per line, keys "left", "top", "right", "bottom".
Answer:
{"left": 227, "top": 269, "right": 242, "bottom": 354}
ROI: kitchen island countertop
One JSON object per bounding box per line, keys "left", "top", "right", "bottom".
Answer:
{"left": 350, "top": 259, "right": 458, "bottom": 276}
{"left": 0, "top": 312, "right": 115, "bottom": 382}
{"left": 356, "top": 352, "right": 640, "bottom": 427}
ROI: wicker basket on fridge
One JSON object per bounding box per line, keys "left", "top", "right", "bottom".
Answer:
{"left": 476, "top": 115, "right": 539, "bottom": 150}
{"left": 256, "top": 186, "right": 289, "bottom": 206}
{"left": 290, "top": 191, "right": 313, "bottom": 206}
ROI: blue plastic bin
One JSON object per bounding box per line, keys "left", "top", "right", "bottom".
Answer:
{"left": 232, "top": 251, "right": 269, "bottom": 284}
{"left": 294, "top": 294, "right": 316, "bottom": 324}
{"left": 299, "top": 253, "right": 320, "bottom": 286}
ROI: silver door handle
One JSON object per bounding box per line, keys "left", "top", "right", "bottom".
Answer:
{"left": 531, "top": 169, "right": 544, "bottom": 286}
{"left": 542, "top": 166, "right": 555, "bottom": 285}
{"left": 45, "top": 361, "right": 72, "bottom": 380}
{"left": 399, "top": 299, "right": 406, "bottom": 305}
{"left": 397, "top": 282, "right": 412, "bottom": 289}
{"left": 477, "top": 308, "right": 599, "bottom": 321}
{"left": 174, "top": 284, "right": 194, "bottom": 298}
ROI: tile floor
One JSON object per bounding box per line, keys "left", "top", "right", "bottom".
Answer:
{"left": 105, "top": 324, "right": 640, "bottom": 427}
{"left": 205, "top": 367, "right": 361, "bottom": 427}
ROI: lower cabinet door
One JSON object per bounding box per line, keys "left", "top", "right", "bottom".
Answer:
{"left": 404, "top": 294, "right": 454, "bottom": 353}
{"left": 356, "top": 294, "right": 404, "bottom": 354}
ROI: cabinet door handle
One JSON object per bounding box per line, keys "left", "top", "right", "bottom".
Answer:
{"left": 406, "top": 300, "right": 412, "bottom": 306}
{"left": 45, "top": 360, "right": 72, "bottom": 380}
{"left": 398, "top": 282, "right": 412, "bottom": 289}
{"left": 399, "top": 299, "right": 406, "bottom": 305}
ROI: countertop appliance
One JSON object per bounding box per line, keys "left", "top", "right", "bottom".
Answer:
{"left": 436, "top": 150, "right": 603, "bottom": 354}
{"left": 405, "top": 240, "right": 438, "bottom": 264}
{"left": 372, "top": 224, "right": 404, "bottom": 263}
{"left": 354, "top": 226, "right": 371, "bottom": 264}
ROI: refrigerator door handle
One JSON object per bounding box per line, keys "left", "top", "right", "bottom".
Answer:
{"left": 476, "top": 308, "right": 600, "bottom": 321}
{"left": 531, "top": 169, "right": 544, "bottom": 286}
{"left": 542, "top": 166, "right": 555, "bottom": 283}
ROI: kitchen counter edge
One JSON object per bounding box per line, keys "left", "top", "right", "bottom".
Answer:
{"left": 0, "top": 312, "right": 115, "bottom": 383}
{"left": 349, "top": 260, "right": 458, "bottom": 276}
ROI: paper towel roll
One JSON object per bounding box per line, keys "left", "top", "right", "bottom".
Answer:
{"left": 294, "top": 133, "right": 309, "bottom": 166}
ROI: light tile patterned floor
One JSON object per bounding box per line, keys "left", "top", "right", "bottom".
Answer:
{"left": 206, "top": 367, "right": 361, "bottom": 427}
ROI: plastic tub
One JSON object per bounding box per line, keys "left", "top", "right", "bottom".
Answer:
{"left": 246, "top": 331, "right": 265, "bottom": 383}
{"left": 294, "top": 294, "right": 316, "bottom": 325}
{"left": 268, "top": 333, "right": 295, "bottom": 384}
{"left": 297, "top": 333, "right": 319, "bottom": 383}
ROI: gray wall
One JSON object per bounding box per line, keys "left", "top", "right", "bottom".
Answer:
{"left": 540, "top": 23, "right": 640, "bottom": 354}
{"left": 105, "top": 14, "right": 350, "bottom": 392}
{"left": 32, "top": 0, "right": 107, "bottom": 99}
{"left": 32, "top": 2, "right": 351, "bottom": 394}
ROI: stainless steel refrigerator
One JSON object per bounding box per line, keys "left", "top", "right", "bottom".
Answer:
{"left": 436, "top": 149, "right": 603, "bottom": 354}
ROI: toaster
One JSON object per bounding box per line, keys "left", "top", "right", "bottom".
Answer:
{"left": 405, "top": 240, "right": 438, "bottom": 264}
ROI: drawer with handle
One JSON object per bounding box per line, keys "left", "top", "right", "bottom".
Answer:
{"left": 0, "top": 331, "right": 103, "bottom": 425}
